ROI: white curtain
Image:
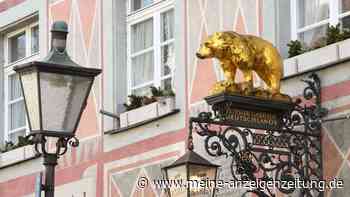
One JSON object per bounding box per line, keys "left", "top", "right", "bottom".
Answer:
{"left": 299, "top": 0, "right": 329, "bottom": 27}
{"left": 132, "top": 52, "right": 154, "bottom": 86}
{"left": 132, "top": 18, "right": 153, "bottom": 53}
{"left": 161, "top": 10, "right": 174, "bottom": 42}
{"left": 299, "top": 0, "right": 329, "bottom": 46}
{"left": 161, "top": 10, "right": 175, "bottom": 90}
{"left": 9, "top": 75, "right": 26, "bottom": 131}
{"left": 132, "top": 19, "right": 154, "bottom": 88}
{"left": 10, "top": 32, "right": 26, "bottom": 62}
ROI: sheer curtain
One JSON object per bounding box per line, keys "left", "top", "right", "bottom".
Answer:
{"left": 161, "top": 10, "right": 175, "bottom": 90}
{"left": 10, "top": 32, "right": 26, "bottom": 62}
{"left": 161, "top": 10, "right": 174, "bottom": 42}
{"left": 131, "top": 19, "right": 154, "bottom": 88}
{"left": 9, "top": 75, "right": 26, "bottom": 132}
{"left": 298, "top": 0, "right": 329, "bottom": 46}
{"left": 299, "top": 0, "right": 329, "bottom": 27}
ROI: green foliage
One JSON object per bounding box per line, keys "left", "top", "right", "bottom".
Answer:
{"left": 150, "top": 86, "right": 175, "bottom": 97}
{"left": 150, "top": 86, "right": 163, "bottom": 97}
{"left": 162, "top": 89, "right": 175, "bottom": 97}
{"left": 123, "top": 86, "right": 176, "bottom": 112}
{"left": 287, "top": 24, "right": 350, "bottom": 58}
{"left": 0, "top": 136, "right": 32, "bottom": 153}
{"left": 326, "top": 24, "right": 343, "bottom": 45}
{"left": 123, "top": 95, "right": 144, "bottom": 111}
{"left": 287, "top": 40, "right": 306, "bottom": 58}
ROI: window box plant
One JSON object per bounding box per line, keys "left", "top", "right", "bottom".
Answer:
{"left": 284, "top": 24, "right": 350, "bottom": 76}
{"left": 120, "top": 87, "right": 176, "bottom": 128}
{"left": 0, "top": 136, "right": 34, "bottom": 166}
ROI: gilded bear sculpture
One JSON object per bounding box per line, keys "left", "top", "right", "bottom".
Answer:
{"left": 196, "top": 31, "right": 289, "bottom": 101}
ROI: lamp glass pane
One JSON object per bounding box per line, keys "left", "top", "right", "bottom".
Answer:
{"left": 40, "top": 72, "right": 92, "bottom": 133}
{"left": 19, "top": 70, "right": 40, "bottom": 130}
{"left": 189, "top": 164, "right": 217, "bottom": 197}
{"left": 166, "top": 165, "right": 187, "bottom": 197}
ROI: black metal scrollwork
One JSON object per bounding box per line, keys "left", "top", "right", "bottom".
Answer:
{"left": 26, "top": 134, "right": 80, "bottom": 158}
{"left": 190, "top": 73, "right": 327, "bottom": 197}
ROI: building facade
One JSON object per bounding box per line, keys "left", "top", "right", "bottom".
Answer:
{"left": 0, "top": 0, "right": 349, "bottom": 196}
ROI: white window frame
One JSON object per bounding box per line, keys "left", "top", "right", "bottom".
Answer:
{"left": 127, "top": 0, "right": 165, "bottom": 15}
{"left": 291, "top": 0, "right": 350, "bottom": 41}
{"left": 3, "top": 22, "right": 40, "bottom": 142}
{"left": 126, "top": 0, "right": 174, "bottom": 96}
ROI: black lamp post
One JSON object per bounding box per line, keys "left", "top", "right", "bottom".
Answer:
{"left": 162, "top": 128, "right": 219, "bottom": 197}
{"left": 13, "top": 21, "right": 101, "bottom": 197}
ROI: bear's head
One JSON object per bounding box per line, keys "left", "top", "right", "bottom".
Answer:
{"left": 196, "top": 32, "right": 241, "bottom": 60}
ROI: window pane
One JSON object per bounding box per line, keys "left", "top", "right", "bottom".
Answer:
{"left": 132, "top": 51, "right": 154, "bottom": 86}
{"left": 341, "top": 15, "right": 350, "bottom": 29}
{"left": 161, "top": 77, "right": 172, "bottom": 91}
{"left": 161, "top": 9, "right": 174, "bottom": 42}
{"left": 9, "top": 74, "right": 22, "bottom": 100}
{"left": 298, "top": 0, "right": 329, "bottom": 28}
{"left": 299, "top": 25, "right": 328, "bottom": 46}
{"left": 9, "top": 101, "right": 26, "bottom": 130}
{"left": 9, "top": 32, "right": 26, "bottom": 62}
{"left": 132, "top": 0, "right": 153, "bottom": 11}
{"left": 161, "top": 43, "right": 174, "bottom": 76}
{"left": 9, "top": 130, "right": 26, "bottom": 144}
{"left": 31, "top": 26, "right": 39, "bottom": 54}
{"left": 340, "top": 0, "right": 350, "bottom": 13}
{"left": 132, "top": 84, "right": 153, "bottom": 96}
{"left": 132, "top": 18, "right": 153, "bottom": 53}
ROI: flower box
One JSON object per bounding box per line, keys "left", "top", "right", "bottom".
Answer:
{"left": 24, "top": 145, "right": 36, "bottom": 158}
{"left": 297, "top": 43, "right": 338, "bottom": 72}
{"left": 157, "top": 97, "right": 176, "bottom": 116}
{"left": 120, "top": 96, "right": 176, "bottom": 128}
{"left": 0, "top": 146, "right": 26, "bottom": 166}
{"left": 338, "top": 38, "right": 350, "bottom": 60}
{"left": 283, "top": 57, "right": 297, "bottom": 77}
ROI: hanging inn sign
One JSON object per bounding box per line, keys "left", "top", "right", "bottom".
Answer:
{"left": 189, "top": 31, "right": 328, "bottom": 197}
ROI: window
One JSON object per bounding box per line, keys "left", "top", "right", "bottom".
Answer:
{"left": 127, "top": 2, "right": 174, "bottom": 96}
{"left": 4, "top": 23, "right": 39, "bottom": 143}
{"left": 131, "top": 0, "right": 154, "bottom": 12}
{"left": 291, "top": 0, "right": 350, "bottom": 46}
{"left": 6, "top": 74, "right": 26, "bottom": 142}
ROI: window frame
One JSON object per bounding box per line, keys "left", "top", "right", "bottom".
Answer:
{"left": 127, "top": 0, "right": 166, "bottom": 14}
{"left": 3, "top": 22, "right": 40, "bottom": 142}
{"left": 291, "top": 0, "right": 350, "bottom": 41}
{"left": 126, "top": 0, "right": 174, "bottom": 96}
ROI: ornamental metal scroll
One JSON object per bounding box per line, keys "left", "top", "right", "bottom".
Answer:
{"left": 190, "top": 73, "right": 327, "bottom": 197}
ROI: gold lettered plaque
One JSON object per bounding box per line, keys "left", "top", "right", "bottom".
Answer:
{"left": 205, "top": 93, "right": 294, "bottom": 130}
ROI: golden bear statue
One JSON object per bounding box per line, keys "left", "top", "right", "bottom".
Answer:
{"left": 196, "top": 31, "right": 289, "bottom": 101}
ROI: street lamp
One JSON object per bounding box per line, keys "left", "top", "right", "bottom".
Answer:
{"left": 163, "top": 131, "right": 219, "bottom": 197}
{"left": 13, "top": 21, "right": 101, "bottom": 197}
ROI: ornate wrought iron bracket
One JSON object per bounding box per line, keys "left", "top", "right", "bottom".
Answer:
{"left": 26, "top": 134, "right": 79, "bottom": 197}
{"left": 189, "top": 73, "right": 328, "bottom": 197}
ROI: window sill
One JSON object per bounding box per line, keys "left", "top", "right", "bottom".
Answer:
{"left": 0, "top": 145, "right": 39, "bottom": 169}
{"left": 106, "top": 97, "right": 179, "bottom": 135}
{"left": 283, "top": 38, "right": 350, "bottom": 78}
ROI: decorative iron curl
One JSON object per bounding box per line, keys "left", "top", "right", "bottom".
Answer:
{"left": 26, "top": 133, "right": 80, "bottom": 158}
{"left": 282, "top": 73, "right": 328, "bottom": 133}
